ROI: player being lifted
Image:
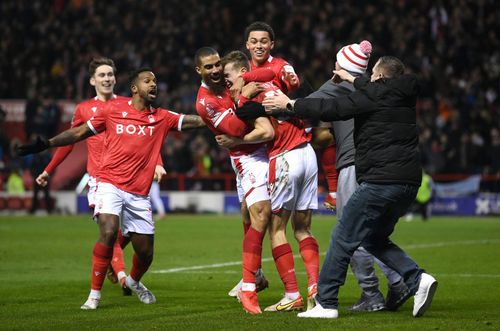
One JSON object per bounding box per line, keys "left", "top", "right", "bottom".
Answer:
{"left": 18, "top": 68, "right": 205, "bottom": 310}
{"left": 245, "top": 21, "right": 339, "bottom": 211}
{"left": 218, "top": 51, "right": 320, "bottom": 312}
{"left": 194, "top": 47, "right": 275, "bottom": 314}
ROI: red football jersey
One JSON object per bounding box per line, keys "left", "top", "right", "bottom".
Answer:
{"left": 196, "top": 82, "right": 263, "bottom": 156}
{"left": 44, "top": 95, "right": 129, "bottom": 176}
{"left": 88, "top": 99, "right": 183, "bottom": 195}
{"left": 252, "top": 82, "right": 310, "bottom": 158}
{"left": 249, "top": 55, "right": 300, "bottom": 95}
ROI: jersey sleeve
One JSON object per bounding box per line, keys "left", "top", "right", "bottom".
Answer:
{"left": 71, "top": 104, "right": 85, "bottom": 128}
{"left": 202, "top": 100, "right": 247, "bottom": 137}
{"left": 280, "top": 62, "right": 300, "bottom": 93}
{"left": 165, "top": 110, "right": 184, "bottom": 132}
{"left": 87, "top": 103, "right": 109, "bottom": 134}
{"left": 243, "top": 68, "right": 275, "bottom": 83}
{"left": 44, "top": 145, "right": 75, "bottom": 175}
{"left": 45, "top": 104, "right": 84, "bottom": 174}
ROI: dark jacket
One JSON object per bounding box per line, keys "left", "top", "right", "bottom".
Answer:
{"left": 294, "top": 74, "right": 422, "bottom": 186}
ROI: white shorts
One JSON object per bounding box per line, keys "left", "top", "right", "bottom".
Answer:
{"left": 269, "top": 143, "right": 318, "bottom": 212}
{"left": 87, "top": 176, "right": 98, "bottom": 208}
{"left": 93, "top": 182, "right": 154, "bottom": 236}
{"left": 230, "top": 146, "right": 270, "bottom": 207}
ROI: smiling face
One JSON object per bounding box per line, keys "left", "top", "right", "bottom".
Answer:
{"left": 132, "top": 71, "right": 157, "bottom": 103}
{"left": 246, "top": 30, "right": 274, "bottom": 66}
{"left": 223, "top": 62, "right": 244, "bottom": 88}
{"left": 90, "top": 65, "right": 116, "bottom": 99}
{"left": 196, "top": 53, "right": 225, "bottom": 94}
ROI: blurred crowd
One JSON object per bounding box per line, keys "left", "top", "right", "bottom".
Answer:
{"left": 1, "top": 0, "right": 499, "bottom": 190}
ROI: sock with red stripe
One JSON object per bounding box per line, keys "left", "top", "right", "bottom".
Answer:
{"left": 91, "top": 242, "right": 113, "bottom": 290}
{"left": 130, "top": 253, "right": 152, "bottom": 282}
{"left": 272, "top": 243, "right": 299, "bottom": 294}
{"left": 321, "top": 145, "right": 338, "bottom": 193}
{"left": 299, "top": 237, "right": 320, "bottom": 286}
{"left": 242, "top": 227, "right": 264, "bottom": 285}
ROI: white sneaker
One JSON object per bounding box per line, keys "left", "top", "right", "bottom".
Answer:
{"left": 413, "top": 273, "right": 438, "bottom": 317}
{"left": 228, "top": 279, "right": 243, "bottom": 297}
{"left": 297, "top": 301, "right": 338, "bottom": 318}
{"left": 80, "top": 297, "right": 100, "bottom": 310}
{"left": 125, "top": 276, "right": 156, "bottom": 304}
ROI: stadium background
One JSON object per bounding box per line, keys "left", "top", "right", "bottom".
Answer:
{"left": 0, "top": 0, "right": 499, "bottom": 214}
{"left": 1, "top": 2, "right": 500, "bottom": 330}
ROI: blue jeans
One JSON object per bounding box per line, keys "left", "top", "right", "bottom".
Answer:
{"left": 316, "top": 182, "right": 423, "bottom": 309}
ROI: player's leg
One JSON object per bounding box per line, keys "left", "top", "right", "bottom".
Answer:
{"left": 81, "top": 213, "right": 120, "bottom": 310}
{"left": 125, "top": 232, "right": 156, "bottom": 304}
{"left": 87, "top": 177, "right": 129, "bottom": 294}
{"left": 121, "top": 190, "right": 157, "bottom": 305}
{"left": 231, "top": 149, "right": 270, "bottom": 314}
{"left": 311, "top": 127, "right": 337, "bottom": 210}
{"left": 264, "top": 209, "right": 304, "bottom": 312}
{"left": 292, "top": 210, "right": 320, "bottom": 310}
{"left": 228, "top": 199, "right": 268, "bottom": 297}
{"left": 289, "top": 143, "right": 320, "bottom": 310}
{"left": 81, "top": 182, "right": 122, "bottom": 310}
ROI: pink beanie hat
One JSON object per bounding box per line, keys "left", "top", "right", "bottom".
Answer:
{"left": 336, "top": 40, "right": 372, "bottom": 74}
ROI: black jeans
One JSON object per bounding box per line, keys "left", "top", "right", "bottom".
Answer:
{"left": 316, "top": 182, "right": 423, "bottom": 309}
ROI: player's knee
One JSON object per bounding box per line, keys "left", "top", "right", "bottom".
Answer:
{"left": 293, "top": 228, "right": 312, "bottom": 242}
{"left": 100, "top": 228, "right": 118, "bottom": 246}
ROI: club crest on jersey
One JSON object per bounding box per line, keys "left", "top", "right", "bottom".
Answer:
{"left": 148, "top": 115, "right": 155, "bottom": 123}
{"left": 91, "top": 107, "right": 97, "bottom": 113}
{"left": 206, "top": 104, "right": 218, "bottom": 119}
{"left": 122, "top": 112, "right": 128, "bottom": 118}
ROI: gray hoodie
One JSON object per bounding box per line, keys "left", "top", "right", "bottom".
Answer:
{"left": 307, "top": 79, "right": 356, "bottom": 171}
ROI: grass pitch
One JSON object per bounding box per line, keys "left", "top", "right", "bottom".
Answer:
{"left": 0, "top": 214, "right": 499, "bottom": 330}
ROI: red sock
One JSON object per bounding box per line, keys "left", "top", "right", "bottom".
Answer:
{"left": 272, "top": 243, "right": 299, "bottom": 293}
{"left": 117, "top": 229, "right": 130, "bottom": 249}
{"left": 111, "top": 240, "right": 126, "bottom": 275}
{"left": 299, "top": 237, "right": 320, "bottom": 286}
{"left": 321, "top": 145, "right": 338, "bottom": 193}
{"left": 242, "top": 227, "right": 264, "bottom": 284}
{"left": 130, "top": 253, "right": 152, "bottom": 282}
{"left": 243, "top": 222, "right": 250, "bottom": 235}
{"left": 91, "top": 242, "right": 113, "bottom": 290}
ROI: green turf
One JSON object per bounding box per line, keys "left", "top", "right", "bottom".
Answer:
{"left": 0, "top": 214, "right": 499, "bottom": 330}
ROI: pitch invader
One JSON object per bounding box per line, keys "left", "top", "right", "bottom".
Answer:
{"left": 19, "top": 68, "right": 206, "bottom": 309}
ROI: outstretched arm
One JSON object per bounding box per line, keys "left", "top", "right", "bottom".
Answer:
{"left": 49, "top": 123, "right": 94, "bottom": 147}
{"left": 180, "top": 115, "right": 206, "bottom": 130}
{"left": 17, "top": 123, "right": 94, "bottom": 156}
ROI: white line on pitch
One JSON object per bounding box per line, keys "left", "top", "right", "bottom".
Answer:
{"left": 157, "top": 270, "right": 500, "bottom": 279}
{"left": 152, "top": 239, "right": 500, "bottom": 274}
